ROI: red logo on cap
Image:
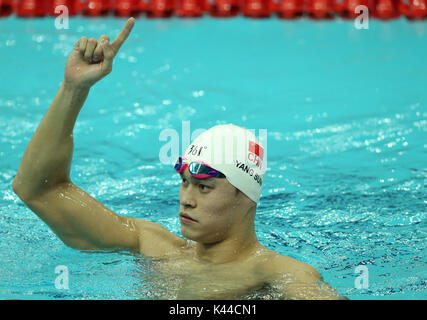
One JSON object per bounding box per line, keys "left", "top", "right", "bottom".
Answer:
{"left": 248, "top": 141, "right": 264, "bottom": 168}
{"left": 248, "top": 141, "right": 264, "bottom": 160}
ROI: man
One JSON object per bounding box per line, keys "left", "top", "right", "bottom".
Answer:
{"left": 12, "top": 18, "right": 346, "bottom": 300}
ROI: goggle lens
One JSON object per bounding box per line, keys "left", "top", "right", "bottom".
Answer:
{"left": 174, "top": 156, "right": 225, "bottom": 179}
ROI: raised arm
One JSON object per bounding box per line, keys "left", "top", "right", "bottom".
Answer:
{"left": 12, "top": 18, "right": 185, "bottom": 253}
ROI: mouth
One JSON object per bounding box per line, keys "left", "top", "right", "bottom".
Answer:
{"left": 179, "top": 212, "right": 198, "bottom": 224}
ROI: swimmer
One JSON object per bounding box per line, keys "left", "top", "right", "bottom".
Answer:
{"left": 12, "top": 18, "right": 347, "bottom": 300}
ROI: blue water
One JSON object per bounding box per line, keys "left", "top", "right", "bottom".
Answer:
{"left": 0, "top": 15, "right": 426, "bottom": 299}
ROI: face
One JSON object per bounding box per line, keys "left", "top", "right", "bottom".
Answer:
{"left": 178, "top": 168, "right": 252, "bottom": 244}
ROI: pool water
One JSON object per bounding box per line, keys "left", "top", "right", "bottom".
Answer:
{"left": 0, "top": 15, "right": 426, "bottom": 300}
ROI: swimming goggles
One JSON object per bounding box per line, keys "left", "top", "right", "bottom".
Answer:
{"left": 174, "top": 156, "right": 225, "bottom": 179}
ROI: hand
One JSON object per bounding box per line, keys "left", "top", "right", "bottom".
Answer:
{"left": 64, "top": 17, "right": 135, "bottom": 90}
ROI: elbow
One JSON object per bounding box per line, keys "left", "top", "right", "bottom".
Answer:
{"left": 12, "top": 177, "right": 33, "bottom": 203}
{"left": 11, "top": 178, "right": 18, "bottom": 194}
{"left": 12, "top": 177, "right": 24, "bottom": 198}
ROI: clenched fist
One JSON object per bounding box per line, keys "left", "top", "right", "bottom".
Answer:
{"left": 64, "top": 17, "right": 135, "bottom": 90}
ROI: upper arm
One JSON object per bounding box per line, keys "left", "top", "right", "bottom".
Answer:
{"left": 17, "top": 181, "right": 181, "bottom": 254}
{"left": 131, "top": 219, "right": 187, "bottom": 257}
{"left": 19, "top": 181, "right": 141, "bottom": 251}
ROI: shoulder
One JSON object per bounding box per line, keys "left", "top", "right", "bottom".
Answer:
{"left": 129, "top": 218, "right": 187, "bottom": 257}
{"left": 259, "top": 250, "right": 322, "bottom": 283}
{"left": 256, "top": 249, "right": 347, "bottom": 300}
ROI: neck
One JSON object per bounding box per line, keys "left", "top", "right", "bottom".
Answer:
{"left": 194, "top": 222, "right": 262, "bottom": 264}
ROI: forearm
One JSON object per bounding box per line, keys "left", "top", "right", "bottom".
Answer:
{"left": 13, "top": 81, "right": 90, "bottom": 199}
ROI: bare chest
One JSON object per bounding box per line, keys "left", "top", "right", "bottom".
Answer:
{"left": 146, "top": 255, "right": 270, "bottom": 300}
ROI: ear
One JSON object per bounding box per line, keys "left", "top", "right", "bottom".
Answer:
{"left": 239, "top": 188, "right": 256, "bottom": 205}
{"left": 235, "top": 188, "right": 257, "bottom": 211}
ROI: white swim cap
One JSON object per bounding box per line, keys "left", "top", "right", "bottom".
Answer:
{"left": 183, "top": 124, "right": 266, "bottom": 203}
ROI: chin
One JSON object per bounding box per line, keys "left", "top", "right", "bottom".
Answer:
{"left": 180, "top": 225, "right": 198, "bottom": 241}
{"left": 180, "top": 227, "right": 207, "bottom": 243}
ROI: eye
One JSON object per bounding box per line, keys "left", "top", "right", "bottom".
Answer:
{"left": 199, "top": 184, "right": 210, "bottom": 191}
{"left": 181, "top": 177, "right": 189, "bottom": 186}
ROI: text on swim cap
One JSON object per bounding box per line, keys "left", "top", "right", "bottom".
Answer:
{"left": 236, "top": 160, "right": 263, "bottom": 186}
{"left": 187, "top": 144, "right": 206, "bottom": 157}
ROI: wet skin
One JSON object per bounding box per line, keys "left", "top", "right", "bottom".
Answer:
{"left": 12, "top": 18, "right": 346, "bottom": 300}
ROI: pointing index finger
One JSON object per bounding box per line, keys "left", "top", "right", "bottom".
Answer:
{"left": 111, "top": 17, "right": 135, "bottom": 54}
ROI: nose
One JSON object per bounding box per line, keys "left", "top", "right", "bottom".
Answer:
{"left": 180, "top": 185, "right": 196, "bottom": 209}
